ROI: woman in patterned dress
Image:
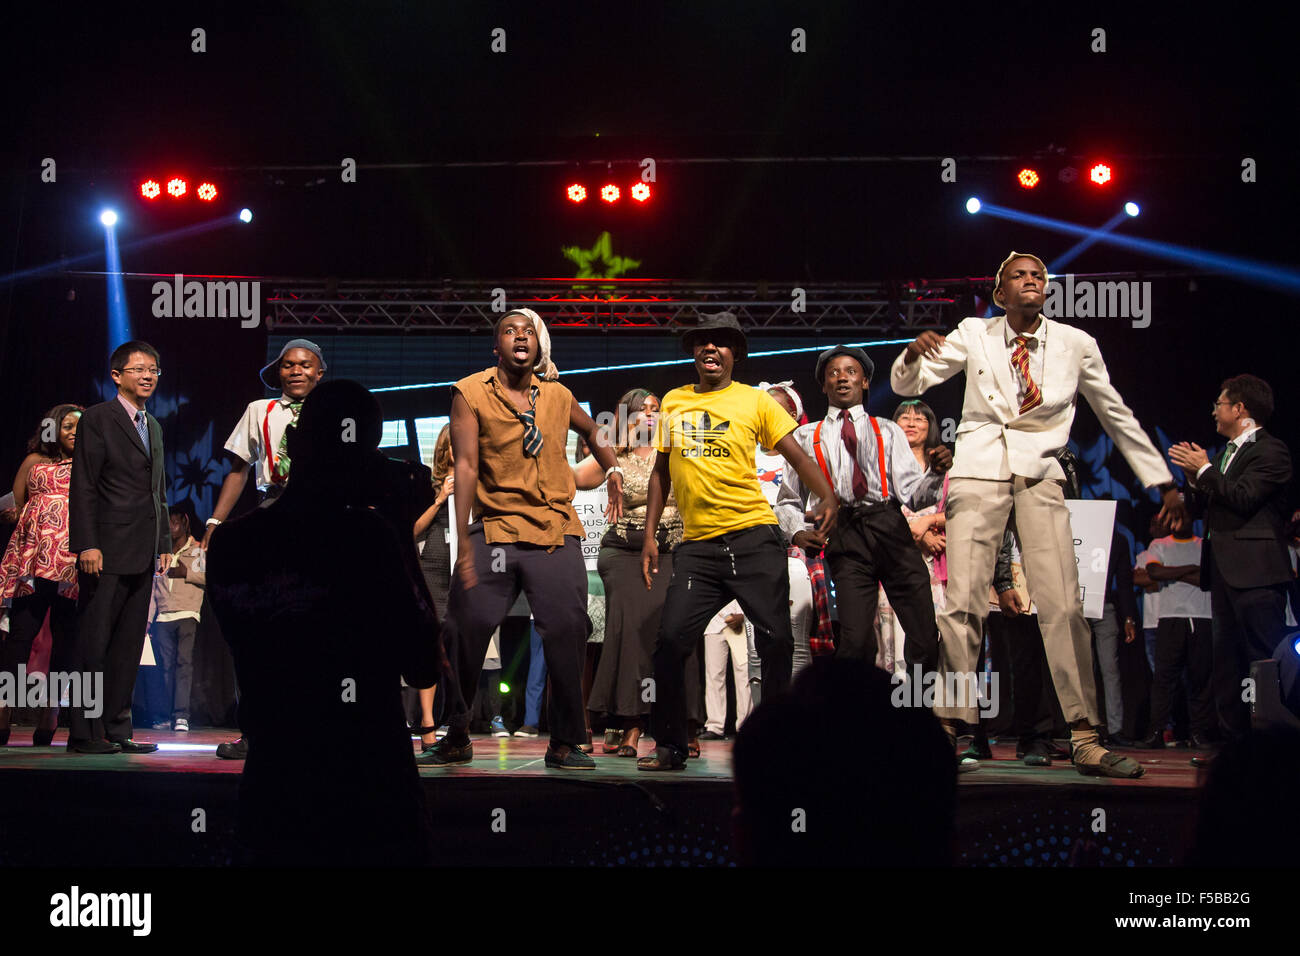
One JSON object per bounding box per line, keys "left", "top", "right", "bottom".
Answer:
{"left": 875, "top": 400, "right": 949, "bottom": 677}
{"left": 577, "top": 389, "right": 703, "bottom": 757}
{"left": 411, "top": 424, "right": 455, "bottom": 751}
{"left": 0, "top": 404, "right": 83, "bottom": 746}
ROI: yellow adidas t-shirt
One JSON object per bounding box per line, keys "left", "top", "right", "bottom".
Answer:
{"left": 655, "top": 381, "right": 798, "bottom": 541}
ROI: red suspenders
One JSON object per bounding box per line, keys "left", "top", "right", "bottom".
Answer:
{"left": 812, "top": 414, "right": 889, "bottom": 502}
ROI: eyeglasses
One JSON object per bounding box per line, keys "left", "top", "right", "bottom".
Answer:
{"left": 120, "top": 366, "right": 162, "bottom": 377}
{"left": 1213, "top": 400, "right": 1237, "bottom": 410}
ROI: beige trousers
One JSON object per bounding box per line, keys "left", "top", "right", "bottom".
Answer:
{"left": 936, "top": 476, "right": 1099, "bottom": 726}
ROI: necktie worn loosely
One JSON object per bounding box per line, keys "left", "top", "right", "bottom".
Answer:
{"left": 840, "top": 412, "right": 871, "bottom": 501}
{"left": 1011, "top": 335, "right": 1043, "bottom": 414}
{"left": 1218, "top": 441, "right": 1238, "bottom": 471}
{"left": 513, "top": 386, "right": 544, "bottom": 457}
{"left": 274, "top": 401, "right": 303, "bottom": 482}
{"left": 134, "top": 411, "right": 151, "bottom": 458}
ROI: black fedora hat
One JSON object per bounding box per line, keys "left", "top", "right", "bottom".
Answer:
{"left": 814, "top": 345, "right": 874, "bottom": 385}
{"left": 680, "top": 311, "right": 747, "bottom": 360}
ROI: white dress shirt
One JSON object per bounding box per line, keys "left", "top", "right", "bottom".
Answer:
{"left": 774, "top": 405, "right": 944, "bottom": 540}
{"left": 1195, "top": 424, "right": 1260, "bottom": 482}
{"left": 224, "top": 396, "right": 299, "bottom": 492}
{"left": 1004, "top": 318, "right": 1046, "bottom": 408}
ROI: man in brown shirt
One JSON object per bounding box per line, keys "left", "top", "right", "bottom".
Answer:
{"left": 423, "top": 309, "right": 623, "bottom": 769}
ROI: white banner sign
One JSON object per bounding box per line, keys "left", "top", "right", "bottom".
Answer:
{"left": 993, "top": 499, "right": 1117, "bottom": 619}
{"left": 571, "top": 487, "right": 610, "bottom": 571}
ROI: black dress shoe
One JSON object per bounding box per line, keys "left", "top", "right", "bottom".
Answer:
{"left": 1020, "top": 738, "right": 1054, "bottom": 766}
{"left": 1190, "top": 753, "right": 1215, "bottom": 768}
{"left": 67, "top": 738, "right": 121, "bottom": 755}
{"left": 112, "top": 739, "right": 159, "bottom": 754}
{"left": 1189, "top": 734, "right": 1218, "bottom": 750}
{"left": 216, "top": 737, "right": 248, "bottom": 760}
{"left": 1130, "top": 732, "right": 1166, "bottom": 750}
{"left": 698, "top": 730, "right": 728, "bottom": 741}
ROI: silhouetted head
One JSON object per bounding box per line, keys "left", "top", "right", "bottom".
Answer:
{"left": 285, "top": 380, "right": 383, "bottom": 482}
{"left": 1187, "top": 725, "right": 1300, "bottom": 866}
{"left": 733, "top": 657, "right": 956, "bottom": 867}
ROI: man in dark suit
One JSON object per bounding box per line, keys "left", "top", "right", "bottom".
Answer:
{"left": 1171, "top": 374, "right": 1293, "bottom": 743}
{"left": 68, "top": 341, "right": 172, "bottom": 754}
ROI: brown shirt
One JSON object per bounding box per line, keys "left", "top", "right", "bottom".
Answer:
{"left": 453, "top": 367, "right": 584, "bottom": 547}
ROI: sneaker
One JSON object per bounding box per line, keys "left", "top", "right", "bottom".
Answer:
{"left": 416, "top": 736, "right": 473, "bottom": 766}
{"left": 151, "top": 721, "right": 171, "bottom": 731}
{"left": 513, "top": 725, "right": 540, "bottom": 738}
{"left": 544, "top": 744, "right": 596, "bottom": 770}
{"left": 173, "top": 718, "right": 189, "bottom": 733}
{"left": 490, "top": 716, "right": 510, "bottom": 737}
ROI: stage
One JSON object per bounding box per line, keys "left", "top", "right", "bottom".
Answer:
{"left": 0, "top": 727, "right": 1204, "bottom": 867}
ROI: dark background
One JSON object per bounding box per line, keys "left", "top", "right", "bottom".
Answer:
{"left": 1, "top": 1, "right": 1297, "bottom": 531}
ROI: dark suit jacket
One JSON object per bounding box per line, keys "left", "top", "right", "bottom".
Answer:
{"left": 1190, "top": 428, "right": 1292, "bottom": 590}
{"left": 69, "top": 398, "right": 170, "bottom": 575}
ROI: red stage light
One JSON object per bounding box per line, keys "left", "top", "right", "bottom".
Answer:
{"left": 140, "top": 180, "right": 161, "bottom": 199}
{"left": 630, "top": 182, "right": 651, "bottom": 202}
{"left": 1017, "top": 168, "right": 1040, "bottom": 189}
{"left": 166, "top": 177, "right": 188, "bottom": 198}
{"left": 197, "top": 182, "right": 217, "bottom": 201}
{"left": 600, "top": 184, "right": 620, "bottom": 203}
{"left": 1089, "top": 163, "right": 1112, "bottom": 186}
{"left": 566, "top": 184, "right": 587, "bottom": 203}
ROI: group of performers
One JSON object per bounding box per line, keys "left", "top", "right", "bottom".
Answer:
{"left": 6, "top": 249, "right": 1283, "bottom": 789}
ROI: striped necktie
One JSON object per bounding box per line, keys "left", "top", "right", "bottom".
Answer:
{"left": 274, "top": 401, "right": 303, "bottom": 482}
{"left": 134, "top": 410, "right": 151, "bottom": 458}
{"left": 1011, "top": 336, "right": 1042, "bottom": 414}
{"left": 513, "top": 385, "right": 544, "bottom": 457}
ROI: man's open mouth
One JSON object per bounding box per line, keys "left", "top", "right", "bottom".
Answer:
{"left": 701, "top": 356, "right": 720, "bottom": 369}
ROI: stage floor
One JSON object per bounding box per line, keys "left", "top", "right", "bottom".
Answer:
{"left": 0, "top": 727, "right": 1206, "bottom": 866}
{"left": 0, "top": 726, "right": 1206, "bottom": 785}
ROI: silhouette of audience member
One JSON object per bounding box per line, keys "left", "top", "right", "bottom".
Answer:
{"left": 733, "top": 656, "right": 956, "bottom": 866}
{"left": 207, "top": 380, "right": 440, "bottom": 865}
{"left": 1186, "top": 725, "right": 1300, "bottom": 867}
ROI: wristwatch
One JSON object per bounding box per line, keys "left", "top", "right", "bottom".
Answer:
{"left": 205, "top": 517, "right": 222, "bottom": 527}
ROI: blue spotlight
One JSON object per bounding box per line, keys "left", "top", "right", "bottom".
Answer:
{"left": 1125, "top": 201, "right": 1140, "bottom": 218}
{"left": 965, "top": 197, "right": 982, "bottom": 214}
{"left": 239, "top": 208, "right": 253, "bottom": 223}
{"left": 99, "top": 209, "right": 118, "bottom": 227}
{"left": 969, "top": 201, "right": 1300, "bottom": 294}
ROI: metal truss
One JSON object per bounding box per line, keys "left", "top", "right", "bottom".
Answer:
{"left": 265, "top": 280, "right": 967, "bottom": 333}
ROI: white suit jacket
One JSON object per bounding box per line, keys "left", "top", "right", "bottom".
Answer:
{"left": 889, "top": 315, "right": 1172, "bottom": 487}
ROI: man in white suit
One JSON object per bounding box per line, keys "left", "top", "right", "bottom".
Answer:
{"left": 890, "top": 252, "right": 1185, "bottom": 778}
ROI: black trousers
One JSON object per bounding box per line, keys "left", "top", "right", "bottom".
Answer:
{"left": 987, "top": 611, "right": 1066, "bottom": 744}
{"left": 1150, "top": 617, "right": 1213, "bottom": 738}
{"left": 150, "top": 618, "right": 197, "bottom": 722}
{"left": 826, "top": 501, "right": 938, "bottom": 673}
{"left": 70, "top": 568, "right": 153, "bottom": 742}
{"left": 442, "top": 528, "right": 588, "bottom": 747}
{"left": 0, "top": 579, "right": 78, "bottom": 689}
{"left": 1210, "top": 570, "right": 1288, "bottom": 738}
{"left": 653, "top": 524, "right": 791, "bottom": 753}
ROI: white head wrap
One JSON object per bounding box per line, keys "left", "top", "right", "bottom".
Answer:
{"left": 500, "top": 308, "right": 558, "bottom": 381}
{"left": 758, "top": 380, "right": 804, "bottom": 423}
